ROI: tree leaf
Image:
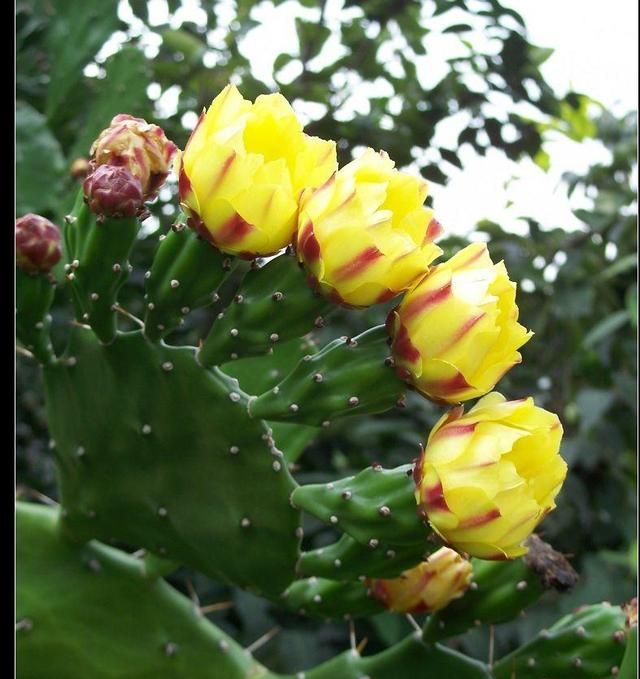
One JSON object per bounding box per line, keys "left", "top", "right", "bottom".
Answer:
{"left": 68, "top": 48, "right": 151, "bottom": 163}
{"left": 16, "top": 100, "right": 66, "bottom": 217}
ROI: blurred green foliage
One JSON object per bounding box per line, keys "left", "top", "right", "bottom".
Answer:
{"left": 16, "top": 0, "right": 636, "bottom": 673}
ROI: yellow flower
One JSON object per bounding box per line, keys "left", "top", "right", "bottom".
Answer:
{"left": 414, "top": 392, "right": 567, "bottom": 560}
{"left": 178, "top": 84, "right": 336, "bottom": 257}
{"left": 388, "top": 242, "right": 532, "bottom": 403}
{"left": 368, "top": 547, "right": 472, "bottom": 613}
{"left": 296, "top": 148, "right": 443, "bottom": 307}
{"left": 90, "top": 114, "right": 176, "bottom": 199}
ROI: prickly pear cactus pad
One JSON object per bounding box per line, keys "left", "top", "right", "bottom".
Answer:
{"left": 15, "top": 84, "right": 636, "bottom": 679}
{"left": 45, "top": 327, "right": 300, "bottom": 596}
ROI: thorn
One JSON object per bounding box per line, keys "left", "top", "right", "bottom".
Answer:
{"left": 314, "top": 316, "right": 324, "bottom": 328}
{"left": 161, "top": 361, "right": 174, "bottom": 372}
{"left": 245, "top": 626, "right": 281, "bottom": 654}
{"left": 112, "top": 305, "right": 144, "bottom": 328}
{"left": 170, "top": 279, "right": 180, "bottom": 289}
{"left": 234, "top": 294, "right": 244, "bottom": 303}
{"left": 348, "top": 396, "right": 359, "bottom": 407}
{"left": 112, "top": 263, "right": 121, "bottom": 273}
{"left": 186, "top": 579, "right": 200, "bottom": 608}
{"left": 272, "top": 291, "right": 284, "bottom": 301}
{"left": 405, "top": 614, "right": 422, "bottom": 634}
{"left": 270, "top": 333, "right": 280, "bottom": 343}
{"left": 349, "top": 619, "right": 357, "bottom": 652}
{"left": 488, "top": 624, "right": 495, "bottom": 669}
{"left": 199, "top": 601, "right": 234, "bottom": 615}
{"left": 378, "top": 506, "right": 391, "bottom": 517}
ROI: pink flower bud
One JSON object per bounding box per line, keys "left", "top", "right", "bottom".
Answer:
{"left": 90, "top": 114, "right": 177, "bottom": 200}
{"left": 83, "top": 165, "right": 144, "bottom": 218}
{"left": 15, "top": 214, "right": 62, "bottom": 274}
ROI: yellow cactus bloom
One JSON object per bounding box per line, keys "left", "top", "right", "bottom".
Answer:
{"left": 414, "top": 392, "right": 567, "bottom": 560}
{"left": 90, "top": 114, "right": 177, "bottom": 199}
{"left": 368, "top": 547, "right": 472, "bottom": 614}
{"left": 388, "top": 242, "right": 533, "bottom": 404}
{"left": 296, "top": 148, "right": 443, "bottom": 307}
{"left": 178, "top": 84, "right": 337, "bottom": 257}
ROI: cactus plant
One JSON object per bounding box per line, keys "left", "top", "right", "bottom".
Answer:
{"left": 15, "top": 92, "right": 636, "bottom": 679}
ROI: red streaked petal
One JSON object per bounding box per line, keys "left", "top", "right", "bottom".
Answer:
{"left": 425, "top": 218, "right": 443, "bottom": 242}
{"left": 298, "top": 219, "right": 321, "bottom": 263}
{"left": 392, "top": 322, "right": 421, "bottom": 364}
{"left": 333, "top": 246, "right": 383, "bottom": 282}
{"left": 458, "top": 508, "right": 501, "bottom": 529}
{"left": 402, "top": 282, "right": 452, "bottom": 321}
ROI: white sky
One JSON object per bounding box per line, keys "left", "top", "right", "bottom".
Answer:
{"left": 118, "top": 0, "right": 638, "bottom": 237}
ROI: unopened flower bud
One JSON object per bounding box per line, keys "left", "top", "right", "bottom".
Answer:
{"left": 83, "top": 165, "right": 144, "bottom": 218}
{"left": 90, "top": 113, "right": 176, "bottom": 199}
{"left": 15, "top": 214, "right": 62, "bottom": 274}
{"left": 69, "top": 157, "right": 90, "bottom": 179}
{"left": 368, "top": 547, "right": 473, "bottom": 614}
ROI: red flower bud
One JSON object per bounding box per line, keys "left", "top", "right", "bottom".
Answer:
{"left": 16, "top": 214, "right": 62, "bottom": 274}
{"left": 83, "top": 165, "right": 144, "bottom": 218}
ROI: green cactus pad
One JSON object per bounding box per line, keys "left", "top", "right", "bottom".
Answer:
{"left": 198, "top": 253, "right": 331, "bottom": 367}
{"left": 222, "top": 337, "right": 320, "bottom": 463}
{"left": 16, "top": 269, "right": 56, "bottom": 363}
{"left": 16, "top": 501, "right": 269, "bottom": 679}
{"left": 291, "top": 464, "right": 428, "bottom": 547}
{"left": 63, "top": 190, "right": 140, "bottom": 344}
{"left": 492, "top": 602, "right": 628, "bottom": 679}
{"left": 422, "top": 558, "right": 545, "bottom": 642}
{"left": 303, "top": 634, "right": 492, "bottom": 679}
{"left": 249, "top": 326, "right": 405, "bottom": 426}
{"left": 44, "top": 327, "right": 300, "bottom": 596}
{"left": 618, "top": 624, "right": 637, "bottom": 679}
{"left": 281, "top": 577, "right": 384, "bottom": 619}
{"left": 144, "top": 225, "right": 229, "bottom": 341}
{"left": 298, "top": 532, "right": 429, "bottom": 581}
